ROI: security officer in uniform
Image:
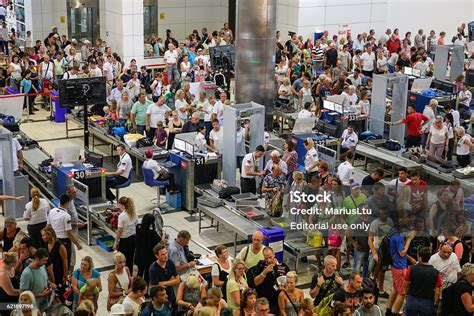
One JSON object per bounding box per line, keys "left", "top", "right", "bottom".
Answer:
{"left": 303, "top": 138, "right": 319, "bottom": 182}
{"left": 340, "top": 125, "right": 358, "bottom": 159}
{"left": 241, "top": 145, "right": 266, "bottom": 194}
{"left": 105, "top": 144, "right": 132, "bottom": 202}
{"left": 47, "top": 194, "right": 82, "bottom": 268}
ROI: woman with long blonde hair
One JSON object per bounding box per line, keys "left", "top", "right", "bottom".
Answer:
{"left": 226, "top": 259, "right": 248, "bottom": 312}
{"left": 114, "top": 196, "right": 138, "bottom": 272}
{"left": 23, "top": 187, "right": 50, "bottom": 248}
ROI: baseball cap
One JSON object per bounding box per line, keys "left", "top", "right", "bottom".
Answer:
{"left": 145, "top": 149, "right": 153, "bottom": 159}
{"left": 350, "top": 183, "right": 361, "bottom": 190}
{"left": 83, "top": 39, "right": 91, "bottom": 44}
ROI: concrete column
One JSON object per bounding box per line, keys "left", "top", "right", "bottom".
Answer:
{"left": 234, "top": 0, "right": 277, "bottom": 127}
{"left": 103, "top": 0, "right": 144, "bottom": 65}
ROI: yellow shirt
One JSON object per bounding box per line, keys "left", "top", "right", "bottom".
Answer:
{"left": 236, "top": 245, "right": 264, "bottom": 269}
{"left": 226, "top": 277, "right": 248, "bottom": 311}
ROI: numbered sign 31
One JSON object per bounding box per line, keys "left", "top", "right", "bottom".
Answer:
{"left": 195, "top": 156, "right": 206, "bottom": 166}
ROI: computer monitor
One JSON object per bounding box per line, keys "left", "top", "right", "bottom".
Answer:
{"left": 174, "top": 138, "right": 186, "bottom": 152}
{"left": 412, "top": 68, "right": 421, "bottom": 78}
{"left": 54, "top": 146, "right": 81, "bottom": 164}
{"left": 84, "top": 148, "right": 103, "bottom": 167}
{"left": 323, "top": 100, "right": 336, "bottom": 111}
{"left": 185, "top": 142, "right": 194, "bottom": 157}
{"left": 403, "top": 67, "right": 413, "bottom": 76}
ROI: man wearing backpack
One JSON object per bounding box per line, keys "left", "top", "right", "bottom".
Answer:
{"left": 368, "top": 209, "right": 393, "bottom": 298}
{"left": 236, "top": 231, "right": 264, "bottom": 269}
{"left": 404, "top": 247, "right": 441, "bottom": 316}
{"left": 310, "top": 255, "right": 343, "bottom": 315}
{"left": 386, "top": 211, "right": 415, "bottom": 316}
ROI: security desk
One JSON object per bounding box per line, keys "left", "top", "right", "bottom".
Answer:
{"left": 169, "top": 151, "right": 221, "bottom": 211}
{"left": 51, "top": 162, "right": 106, "bottom": 203}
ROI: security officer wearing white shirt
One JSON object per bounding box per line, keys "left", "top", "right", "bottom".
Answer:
{"left": 241, "top": 145, "right": 266, "bottom": 194}
{"left": 303, "top": 138, "right": 319, "bottom": 182}
{"left": 340, "top": 126, "right": 358, "bottom": 159}
{"left": 336, "top": 152, "right": 355, "bottom": 196}
{"left": 297, "top": 102, "right": 314, "bottom": 119}
{"left": 47, "top": 194, "right": 82, "bottom": 268}
{"left": 105, "top": 144, "right": 132, "bottom": 202}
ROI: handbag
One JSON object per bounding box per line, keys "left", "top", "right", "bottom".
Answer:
{"left": 107, "top": 272, "right": 126, "bottom": 311}
{"left": 137, "top": 137, "right": 154, "bottom": 148}
{"left": 267, "top": 191, "right": 283, "bottom": 217}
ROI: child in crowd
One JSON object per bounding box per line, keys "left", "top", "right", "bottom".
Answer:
{"left": 79, "top": 278, "right": 100, "bottom": 312}
{"left": 20, "top": 70, "right": 38, "bottom": 114}
{"left": 150, "top": 72, "right": 164, "bottom": 102}
{"left": 154, "top": 121, "right": 167, "bottom": 148}
{"left": 108, "top": 100, "right": 118, "bottom": 120}
{"left": 103, "top": 105, "right": 111, "bottom": 118}
{"left": 124, "top": 113, "right": 134, "bottom": 132}
{"left": 358, "top": 90, "right": 371, "bottom": 116}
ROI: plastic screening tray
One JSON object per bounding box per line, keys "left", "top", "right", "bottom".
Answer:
{"left": 237, "top": 206, "right": 266, "bottom": 220}
{"left": 231, "top": 192, "right": 258, "bottom": 202}
{"left": 196, "top": 196, "right": 223, "bottom": 208}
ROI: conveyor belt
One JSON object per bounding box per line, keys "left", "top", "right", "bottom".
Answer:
{"left": 23, "top": 147, "right": 51, "bottom": 168}
{"left": 198, "top": 204, "right": 257, "bottom": 240}
{"left": 423, "top": 164, "right": 474, "bottom": 193}
{"left": 195, "top": 185, "right": 325, "bottom": 271}
{"left": 356, "top": 143, "right": 421, "bottom": 170}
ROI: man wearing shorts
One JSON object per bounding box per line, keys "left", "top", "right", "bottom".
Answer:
{"left": 386, "top": 212, "right": 415, "bottom": 316}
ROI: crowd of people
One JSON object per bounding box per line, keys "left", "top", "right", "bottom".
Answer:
{"left": 0, "top": 12, "right": 473, "bottom": 316}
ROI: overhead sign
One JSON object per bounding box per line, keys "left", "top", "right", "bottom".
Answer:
{"left": 338, "top": 24, "right": 351, "bottom": 38}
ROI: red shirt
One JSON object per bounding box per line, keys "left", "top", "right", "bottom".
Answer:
{"left": 406, "top": 180, "right": 428, "bottom": 214}
{"left": 386, "top": 38, "right": 401, "bottom": 54}
{"left": 402, "top": 112, "right": 428, "bottom": 136}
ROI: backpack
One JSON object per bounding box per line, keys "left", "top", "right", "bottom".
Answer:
{"left": 383, "top": 139, "right": 401, "bottom": 151}
{"left": 378, "top": 230, "right": 395, "bottom": 268}
{"left": 137, "top": 137, "right": 154, "bottom": 148}
{"left": 246, "top": 263, "right": 261, "bottom": 289}
{"left": 215, "top": 264, "right": 229, "bottom": 301}
{"left": 442, "top": 279, "right": 469, "bottom": 315}
{"left": 452, "top": 240, "right": 471, "bottom": 267}
{"left": 218, "top": 186, "right": 240, "bottom": 200}
{"left": 267, "top": 191, "right": 283, "bottom": 217}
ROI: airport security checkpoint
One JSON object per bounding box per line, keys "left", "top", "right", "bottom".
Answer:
{"left": 0, "top": 1, "right": 473, "bottom": 315}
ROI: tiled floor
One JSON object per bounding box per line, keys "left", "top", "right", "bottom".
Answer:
{"left": 15, "top": 109, "right": 396, "bottom": 314}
